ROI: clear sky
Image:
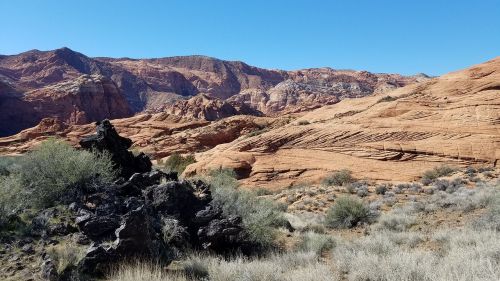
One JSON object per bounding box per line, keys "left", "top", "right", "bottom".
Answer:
{"left": 1, "top": 0, "right": 498, "bottom": 76}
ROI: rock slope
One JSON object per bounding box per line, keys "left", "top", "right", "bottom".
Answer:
{"left": 185, "top": 57, "right": 500, "bottom": 187}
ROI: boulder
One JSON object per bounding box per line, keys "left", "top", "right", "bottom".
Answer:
{"left": 114, "top": 207, "right": 164, "bottom": 259}
{"left": 76, "top": 215, "right": 120, "bottom": 240}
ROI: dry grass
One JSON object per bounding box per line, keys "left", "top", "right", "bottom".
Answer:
{"left": 47, "top": 241, "right": 86, "bottom": 274}
{"left": 107, "top": 173, "right": 500, "bottom": 281}
{"left": 108, "top": 262, "right": 188, "bottom": 281}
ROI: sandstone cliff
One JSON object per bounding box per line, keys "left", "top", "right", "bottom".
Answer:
{"left": 185, "top": 57, "right": 500, "bottom": 186}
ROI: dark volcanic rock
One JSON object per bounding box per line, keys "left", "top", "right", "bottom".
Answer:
{"left": 113, "top": 207, "right": 163, "bottom": 259}
{"left": 20, "top": 120, "right": 262, "bottom": 280}
{"left": 79, "top": 119, "right": 152, "bottom": 178}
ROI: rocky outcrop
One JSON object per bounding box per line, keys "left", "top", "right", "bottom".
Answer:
{"left": 79, "top": 119, "right": 151, "bottom": 178}
{"left": 0, "top": 120, "right": 259, "bottom": 280}
{"left": 0, "top": 74, "right": 132, "bottom": 137}
{"left": 0, "top": 113, "right": 278, "bottom": 160}
{"left": 185, "top": 57, "right": 500, "bottom": 186}
{"left": 158, "top": 94, "right": 263, "bottom": 121}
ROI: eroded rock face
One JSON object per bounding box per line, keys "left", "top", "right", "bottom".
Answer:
{"left": 0, "top": 47, "right": 421, "bottom": 136}
{"left": 158, "top": 94, "right": 263, "bottom": 121}
{"left": 186, "top": 57, "right": 500, "bottom": 186}
{"left": 0, "top": 74, "right": 132, "bottom": 137}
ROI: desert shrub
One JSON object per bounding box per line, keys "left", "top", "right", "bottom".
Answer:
{"left": 433, "top": 178, "right": 465, "bottom": 193}
{"left": 0, "top": 175, "right": 24, "bottom": 230}
{"left": 254, "top": 187, "right": 274, "bottom": 196}
{"left": 374, "top": 211, "right": 417, "bottom": 232}
{"left": 375, "top": 184, "right": 388, "bottom": 195}
{"left": 478, "top": 166, "right": 494, "bottom": 173}
{"left": 47, "top": 241, "right": 86, "bottom": 274}
{"left": 322, "top": 169, "right": 355, "bottom": 186}
{"left": 12, "top": 139, "right": 116, "bottom": 208}
{"left": 298, "top": 231, "right": 335, "bottom": 254}
{"left": 333, "top": 228, "right": 500, "bottom": 281}
{"left": 164, "top": 153, "right": 196, "bottom": 175}
{"left": 473, "top": 190, "right": 500, "bottom": 231}
{"left": 208, "top": 169, "right": 284, "bottom": 248}
{"left": 0, "top": 156, "right": 21, "bottom": 176}
{"left": 297, "top": 120, "right": 310, "bottom": 125}
{"left": 421, "top": 165, "right": 456, "bottom": 184}
{"left": 247, "top": 127, "right": 269, "bottom": 137}
{"left": 377, "top": 95, "right": 398, "bottom": 103}
{"left": 182, "top": 255, "right": 210, "bottom": 279}
{"left": 325, "top": 196, "right": 372, "bottom": 229}
{"left": 465, "top": 166, "right": 477, "bottom": 177}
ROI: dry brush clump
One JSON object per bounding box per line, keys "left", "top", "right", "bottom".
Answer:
{"left": 325, "top": 196, "right": 374, "bottom": 229}
{"left": 322, "top": 169, "right": 355, "bottom": 187}
{"left": 0, "top": 139, "right": 117, "bottom": 231}
{"left": 137, "top": 251, "right": 338, "bottom": 281}
{"left": 332, "top": 228, "right": 500, "bottom": 281}
{"left": 163, "top": 153, "right": 196, "bottom": 175}
{"left": 421, "top": 165, "right": 456, "bottom": 185}
{"left": 208, "top": 169, "right": 286, "bottom": 249}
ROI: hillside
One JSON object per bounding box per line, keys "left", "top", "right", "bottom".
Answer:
{"left": 185, "top": 57, "right": 500, "bottom": 187}
{"left": 0, "top": 48, "right": 422, "bottom": 136}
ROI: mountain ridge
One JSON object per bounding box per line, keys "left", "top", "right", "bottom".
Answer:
{"left": 0, "top": 47, "right": 423, "bottom": 136}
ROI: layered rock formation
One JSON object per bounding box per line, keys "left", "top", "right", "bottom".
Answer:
{"left": 0, "top": 47, "right": 422, "bottom": 136}
{"left": 0, "top": 112, "right": 281, "bottom": 161}
{"left": 0, "top": 73, "right": 131, "bottom": 136}
{"left": 185, "top": 57, "right": 500, "bottom": 187}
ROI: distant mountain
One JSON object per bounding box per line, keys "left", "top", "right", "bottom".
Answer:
{"left": 0, "top": 47, "right": 423, "bottom": 136}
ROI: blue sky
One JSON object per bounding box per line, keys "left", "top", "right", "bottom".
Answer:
{"left": 1, "top": 0, "right": 498, "bottom": 76}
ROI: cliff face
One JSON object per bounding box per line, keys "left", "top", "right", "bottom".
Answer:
{"left": 0, "top": 48, "right": 422, "bottom": 136}
{"left": 185, "top": 57, "right": 500, "bottom": 186}
{"left": 0, "top": 74, "right": 132, "bottom": 136}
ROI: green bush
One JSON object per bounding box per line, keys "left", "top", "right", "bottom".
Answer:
{"left": 297, "top": 120, "right": 310, "bottom": 125}
{"left": 1, "top": 139, "right": 116, "bottom": 209}
{"left": 0, "top": 175, "right": 25, "bottom": 231}
{"left": 0, "top": 156, "right": 21, "bottom": 176}
{"left": 377, "top": 95, "right": 398, "bottom": 103}
{"left": 326, "top": 196, "right": 371, "bottom": 229}
{"left": 421, "top": 165, "right": 456, "bottom": 185}
{"left": 208, "top": 169, "right": 284, "bottom": 248}
{"left": 164, "top": 153, "right": 196, "bottom": 175}
{"left": 322, "top": 169, "right": 355, "bottom": 186}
